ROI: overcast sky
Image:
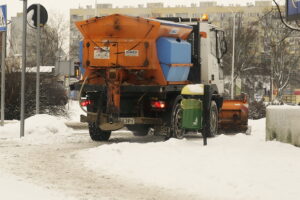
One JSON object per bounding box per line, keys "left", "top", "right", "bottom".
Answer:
{"left": 1, "top": 0, "right": 263, "bottom": 20}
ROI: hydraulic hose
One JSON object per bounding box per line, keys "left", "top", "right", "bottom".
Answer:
{"left": 78, "top": 75, "right": 98, "bottom": 116}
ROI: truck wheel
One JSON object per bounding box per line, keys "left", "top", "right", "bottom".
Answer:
{"left": 171, "top": 102, "right": 185, "bottom": 139}
{"left": 205, "top": 101, "right": 218, "bottom": 137}
{"left": 88, "top": 122, "right": 111, "bottom": 141}
{"left": 127, "top": 125, "right": 149, "bottom": 136}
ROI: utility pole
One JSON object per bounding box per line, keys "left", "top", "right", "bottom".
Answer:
{"left": 20, "top": 0, "right": 27, "bottom": 137}
{"left": 36, "top": 4, "right": 41, "bottom": 114}
{"left": 1, "top": 31, "right": 6, "bottom": 126}
{"left": 231, "top": 12, "right": 236, "bottom": 99}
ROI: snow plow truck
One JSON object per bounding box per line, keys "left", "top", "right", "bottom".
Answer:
{"left": 71, "top": 14, "right": 249, "bottom": 141}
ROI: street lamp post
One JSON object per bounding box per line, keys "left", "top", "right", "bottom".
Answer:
{"left": 95, "top": 0, "right": 97, "bottom": 16}
{"left": 231, "top": 12, "right": 236, "bottom": 99}
{"left": 20, "top": 0, "right": 27, "bottom": 137}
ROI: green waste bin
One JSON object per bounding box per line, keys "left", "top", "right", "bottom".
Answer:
{"left": 181, "top": 99, "right": 203, "bottom": 130}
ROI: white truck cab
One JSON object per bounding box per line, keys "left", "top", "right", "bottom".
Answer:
{"left": 199, "top": 22, "right": 226, "bottom": 95}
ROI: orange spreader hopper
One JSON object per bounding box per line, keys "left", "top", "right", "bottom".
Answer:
{"left": 75, "top": 14, "right": 193, "bottom": 86}
{"left": 219, "top": 99, "right": 249, "bottom": 133}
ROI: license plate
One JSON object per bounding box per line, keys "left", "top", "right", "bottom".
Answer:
{"left": 120, "top": 118, "right": 135, "bottom": 124}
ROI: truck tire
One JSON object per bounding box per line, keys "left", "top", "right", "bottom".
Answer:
{"left": 171, "top": 99, "right": 185, "bottom": 139}
{"left": 205, "top": 101, "right": 218, "bottom": 137}
{"left": 88, "top": 122, "right": 111, "bottom": 141}
{"left": 127, "top": 125, "right": 149, "bottom": 136}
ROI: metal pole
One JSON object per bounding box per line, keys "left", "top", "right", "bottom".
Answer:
{"left": 231, "top": 13, "right": 235, "bottom": 99}
{"left": 36, "top": 4, "right": 41, "bottom": 114}
{"left": 1, "top": 31, "right": 6, "bottom": 126}
{"left": 68, "top": 60, "right": 71, "bottom": 110}
{"left": 57, "top": 59, "right": 60, "bottom": 75}
{"left": 69, "top": 60, "right": 72, "bottom": 77}
{"left": 271, "top": 53, "right": 274, "bottom": 102}
{"left": 20, "top": 0, "right": 27, "bottom": 137}
{"left": 94, "top": 0, "right": 97, "bottom": 16}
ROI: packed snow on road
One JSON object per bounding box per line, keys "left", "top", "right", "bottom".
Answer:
{"left": 1, "top": 101, "right": 300, "bottom": 200}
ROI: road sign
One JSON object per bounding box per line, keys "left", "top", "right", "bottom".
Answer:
{"left": 0, "top": 5, "right": 6, "bottom": 126}
{"left": 286, "top": 0, "right": 300, "bottom": 20}
{"left": 27, "top": 4, "right": 48, "bottom": 28}
{"left": 0, "top": 5, "right": 7, "bottom": 31}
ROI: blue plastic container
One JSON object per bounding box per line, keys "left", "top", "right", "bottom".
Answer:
{"left": 161, "top": 64, "right": 190, "bottom": 82}
{"left": 156, "top": 37, "right": 191, "bottom": 82}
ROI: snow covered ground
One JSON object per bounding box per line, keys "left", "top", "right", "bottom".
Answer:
{"left": 79, "top": 119, "right": 300, "bottom": 200}
{"left": 0, "top": 173, "right": 75, "bottom": 200}
{"left": 1, "top": 101, "right": 300, "bottom": 200}
{"left": 0, "top": 101, "right": 88, "bottom": 144}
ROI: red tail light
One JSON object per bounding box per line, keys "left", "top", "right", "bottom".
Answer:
{"left": 151, "top": 101, "right": 166, "bottom": 109}
{"left": 80, "top": 100, "right": 92, "bottom": 107}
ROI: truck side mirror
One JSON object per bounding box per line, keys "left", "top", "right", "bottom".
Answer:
{"left": 221, "top": 40, "right": 227, "bottom": 55}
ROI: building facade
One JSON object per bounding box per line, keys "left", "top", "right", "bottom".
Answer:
{"left": 69, "top": 1, "right": 274, "bottom": 59}
{"left": 9, "top": 13, "right": 23, "bottom": 56}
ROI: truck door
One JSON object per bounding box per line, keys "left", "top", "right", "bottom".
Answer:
{"left": 209, "top": 29, "right": 224, "bottom": 94}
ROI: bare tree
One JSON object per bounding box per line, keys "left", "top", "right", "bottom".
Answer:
{"left": 222, "top": 12, "right": 261, "bottom": 99}
{"left": 270, "top": 41, "right": 298, "bottom": 98}
{"left": 260, "top": 9, "right": 300, "bottom": 100}
{"left": 7, "top": 13, "right": 68, "bottom": 69}
{"left": 26, "top": 13, "right": 68, "bottom": 67}
{"left": 224, "top": 13, "right": 260, "bottom": 75}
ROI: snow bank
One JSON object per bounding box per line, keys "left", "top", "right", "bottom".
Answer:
{"left": 80, "top": 119, "right": 300, "bottom": 200}
{"left": 0, "top": 100, "right": 91, "bottom": 144}
{"left": 0, "top": 172, "right": 75, "bottom": 200}
{"left": 0, "top": 114, "right": 73, "bottom": 145}
{"left": 266, "top": 105, "right": 300, "bottom": 146}
{"left": 66, "top": 100, "right": 86, "bottom": 122}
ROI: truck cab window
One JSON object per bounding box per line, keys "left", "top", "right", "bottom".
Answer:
{"left": 210, "top": 31, "right": 217, "bottom": 57}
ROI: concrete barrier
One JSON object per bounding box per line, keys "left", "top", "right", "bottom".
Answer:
{"left": 266, "top": 105, "right": 300, "bottom": 146}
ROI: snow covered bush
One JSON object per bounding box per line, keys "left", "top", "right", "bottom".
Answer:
{"left": 249, "top": 100, "right": 266, "bottom": 119}
{"left": 2, "top": 72, "right": 67, "bottom": 120}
